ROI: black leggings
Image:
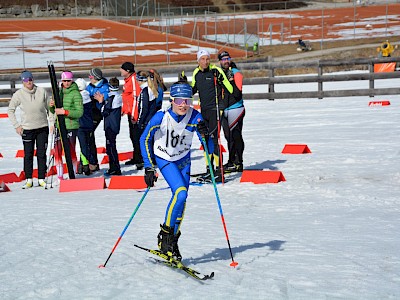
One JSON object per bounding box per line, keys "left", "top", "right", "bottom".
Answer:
{"left": 21, "top": 126, "right": 49, "bottom": 179}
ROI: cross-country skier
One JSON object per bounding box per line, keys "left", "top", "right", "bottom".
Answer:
{"left": 139, "top": 82, "right": 209, "bottom": 261}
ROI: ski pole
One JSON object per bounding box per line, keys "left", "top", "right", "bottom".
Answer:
{"left": 213, "top": 74, "right": 225, "bottom": 184}
{"left": 45, "top": 126, "right": 56, "bottom": 189}
{"left": 200, "top": 134, "right": 238, "bottom": 268}
{"left": 99, "top": 186, "right": 150, "bottom": 268}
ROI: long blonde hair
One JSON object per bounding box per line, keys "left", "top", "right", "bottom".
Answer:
{"left": 137, "top": 70, "right": 158, "bottom": 99}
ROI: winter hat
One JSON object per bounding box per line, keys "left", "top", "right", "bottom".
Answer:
{"left": 109, "top": 77, "right": 120, "bottom": 91}
{"left": 61, "top": 71, "right": 74, "bottom": 81}
{"left": 75, "top": 78, "right": 87, "bottom": 91}
{"left": 89, "top": 68, "right": 103, "bottom": 80}
{"left": 121, "top": 62, "right": 135, "bottom": 73}
{"left": 170, "top": 83, "right": 193, "bottom": 99}
{"left": 218, "top": 51, "right": 230, "bottom": 61}
{"left": 197, "top": 49, "right": 210, "bottom": 62}
{"left": 21, "top": 70, "right": 33, "bottom": 81}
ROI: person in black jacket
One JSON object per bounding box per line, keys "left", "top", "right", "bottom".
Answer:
{"left": 218, "top": 51, "right": 245, "bottom": 173}
{"left": 94, "top": 77, "right": 122, "bottom": 176}
{"left": 191, "top": 49, "right": 233, "bottom": 182}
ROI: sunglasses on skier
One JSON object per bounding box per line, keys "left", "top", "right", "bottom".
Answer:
{"left": 171, "top": 97, "right": 193, "bottom": 106}
{"left": 22, "top": 78, "right": 33, "bottom": 82}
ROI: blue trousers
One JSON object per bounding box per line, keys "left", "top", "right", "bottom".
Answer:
{"left": 156, "top": 155, "right": 191, "bottom": 235}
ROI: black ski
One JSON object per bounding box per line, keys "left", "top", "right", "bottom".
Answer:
{"left": 134, "top": 244, "right": 214, "bottom": 281}
{"left": 47, "top": 62, "right": 75, "bottom": 179}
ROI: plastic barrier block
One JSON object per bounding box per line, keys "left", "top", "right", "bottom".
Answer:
{"left": 374, "top": 62, "right": 396, "bottom": 73}
{"left": 0, "top": 113, "right": 8, "bottom": 118}
{"left": 59, "top": 177, "right": 106, "bottom": 193}
{"left": 97, "top": 147, "right": 106, "bottom": 154}
{"left": 368, "top": 101, "right": 390, "bottom": 107}
{"left": 240, "top": 170, "right": 286, "bottom": 184}
{"left": 0, "top": 172, "right": 21, "bottom": 183}
{"left": 282, "top": 144, "right": 311, "bottom": 154}
{"left": 108, "top": 175, "right": 147, "bottom": 190}
{"left": 0, "top": 180, "right": 10, "bottom": 192}
{"left": 199, "top": 145, "right": 226, "bottom": 152}
{"left": 101, "top": 151, "right": 134, "bottom": 164}
{"left": 16, "top": 149, "right": 38, "bottom": 158}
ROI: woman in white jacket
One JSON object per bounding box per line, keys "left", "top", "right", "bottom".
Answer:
{"left": 8, "top": 70, "right": 54, "bottom": 189}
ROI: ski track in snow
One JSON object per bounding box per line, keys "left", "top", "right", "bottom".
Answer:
{"left": 1, "top": 83, "right": 400, "bottom": 299}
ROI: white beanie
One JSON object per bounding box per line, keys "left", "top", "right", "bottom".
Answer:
{"left": 75, "top": 78, "right": 87, "bottom": 91}
{"left": 197, "top": 49, "right": 210, "bottom": 62}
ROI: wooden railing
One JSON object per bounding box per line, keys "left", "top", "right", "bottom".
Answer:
{"left": 1, "top": 56, "right": 400, "bottom": 104}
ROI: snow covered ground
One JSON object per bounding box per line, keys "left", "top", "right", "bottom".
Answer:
{"left": 1, "top": 80, "right": 400, "bottom": 299}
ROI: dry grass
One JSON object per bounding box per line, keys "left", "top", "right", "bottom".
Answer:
{"left": 240, "top": 36, "right": 400, "bottom": 77}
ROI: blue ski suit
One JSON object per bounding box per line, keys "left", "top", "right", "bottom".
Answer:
{"left": 140, "top": 107, "right": 206, "bottom": 234}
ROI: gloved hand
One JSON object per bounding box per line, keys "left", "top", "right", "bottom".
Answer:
{"left": 144, "top": 167, "right": 157, "bottom": 187}
{"left": 226, "top": 69, "right": 234, "bottom": 81}
{"left": 212, "top": 69, "right": 225, "bottom": 85}
{"left": 197, "top": 120, "right": 209, "bottom": 136}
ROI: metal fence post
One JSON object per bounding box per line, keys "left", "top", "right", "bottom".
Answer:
{"left": 21, "top": 33, "right": 26, "bottom": 69}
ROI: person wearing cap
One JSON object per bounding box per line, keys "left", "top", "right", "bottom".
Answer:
{"left": 94, "top": 77, "right": 123, "bottom": 176}
{"left": 139, "top": 81, "right": 209, "bottom": 261}
{"left": 86, "top": 67, "right": 109, "bottom": 173}
{"left": 218, "top": 51, "right": 245, "bottom": 173}
{"left": 119, "top": 62, "right": 142, "bottom": 166}
{"left": 191, "top": 49, "right": 233, "bottom": 183}
{"left": 75, "top": 78, "right": 92, "bottom": 176}
{"left": 49, "top": 70, "right": 83, "bottom": 180}
{"left": 8, "top": 70, "right": 55, "bottom": 189}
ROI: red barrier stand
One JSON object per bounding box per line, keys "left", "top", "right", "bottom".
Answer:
{"left": 240, "top": 170, "right": 286, "bottom": 184}
{"left": 199, "top": 145, "right": 226, "bottom": 152}
{"left": 59, "top": 177, "right": 107, "bottom": 192}
{"left": 97, "top": 147, "right": 106, "bottom": 154}
{"left": 0, "top": 180, "right": 10, "bottom": 192}
{"left": 0, "top": 172, "right": 21, "bottom": 183}
{"left": 0, "top": 113, "right": 8, "bottom": 118}
{"left": 108, "top": 175, "right": 147, "bottom": 190}
{"left": 282, "top": 144, "right": 311, "bottom": 154}
{"left": 101, "top": 151, "right": 133, "bottom": 164}
{"left": 368, "top": 101, "right": 390, "bottom": 107}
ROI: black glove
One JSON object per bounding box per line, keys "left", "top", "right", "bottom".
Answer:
{"left": 197, "top": 120, "right": 209, "bottom": 137}
{"left": 144, "top": 167, "right": 157, "bottom": 187}
{"left": 212, "top": 69, "right": 225, "bottom": 84}
{"left": 226, "top": 69, "right": 234, "bottom": 81}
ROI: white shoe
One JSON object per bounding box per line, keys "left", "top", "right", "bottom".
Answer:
{"left": 38, "top": 179, "right": 47, "bottom": 187}
{"left": 22, "top": 179, "right": 33, "bottom": 189}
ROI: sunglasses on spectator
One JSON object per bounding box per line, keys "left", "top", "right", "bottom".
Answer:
{"left": 62, "top": 80, "right": 72, "bottom": 82}
{"left": 171, "top": 97, "right": 193, "bottom": 106}
{"left": 22, "top": 78, "right": 33, "bottom": 82}
{"left": 220, "top": 57, "right": 231, "bottom": 62}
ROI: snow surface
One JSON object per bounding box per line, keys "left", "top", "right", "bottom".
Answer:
{"left": 1, "top": 81, "right": 400, "bottom": 299}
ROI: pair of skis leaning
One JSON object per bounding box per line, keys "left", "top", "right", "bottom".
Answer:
{"left": 134, "top": 244, "right": 214, "bottom": 281}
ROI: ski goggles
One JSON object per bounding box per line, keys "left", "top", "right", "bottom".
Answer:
{"left": 170, "top": 97, "right": 193, "bottom": 106}
{"left": 22, "top": 78, "right": 33, "bottom": 82}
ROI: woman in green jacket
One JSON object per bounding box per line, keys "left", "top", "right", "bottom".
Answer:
{"left": 49, "top": 71, "right": 83, "bottom": 181}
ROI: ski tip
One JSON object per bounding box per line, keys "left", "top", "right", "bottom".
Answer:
{"left": 230, "top": 261, "right": 239, "bottom": 268}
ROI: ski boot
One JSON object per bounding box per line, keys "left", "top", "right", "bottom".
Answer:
{"left": 158, "top": 224, "right": 175, "bottom": 259}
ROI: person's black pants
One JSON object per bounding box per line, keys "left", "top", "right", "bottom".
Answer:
{"left": 22, "top": 126, "right": 49, "bottom": 179}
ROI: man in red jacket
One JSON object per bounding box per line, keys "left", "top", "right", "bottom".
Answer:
{"left": 120, "top": 62, "right": 143, "bottom": 169}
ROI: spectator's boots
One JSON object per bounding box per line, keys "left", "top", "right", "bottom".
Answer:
{"left": 77, "top": 162, "right": 83, "bottom": 174}
{"left": 89, "top": 164, "right": 100, "bottom": 172}
{"left": 22, "top": 178, "right": 33, "bottom": 189}
{"left": 82, "top": 164, "right": 91, "bottom": 176}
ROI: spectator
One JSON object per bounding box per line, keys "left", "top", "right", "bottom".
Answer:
{"left": 8, "top": 70, "right": 54, "bottom": 189}
{"left": 149, "top": 69, "right": 167, "bottom": 111}
{"left": 218, "top": 51, "right": 245, "bottom": 173}
{"left": 86, "top": 68, "right": 109, "bottom": 173}
{"left": 75, "top": 78, "right": 92, "bottom": 176}
{"left": 49, "top": 71, "right": 83, "bottom": 181}
{"left": 120, "top": 62, "right": 142, "bottom": 166}
{"left": 94, "top": 77, "right": 123, "bottom": 176}
{"left": 191, "top": 49, "right": 233, "bottom": 183}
